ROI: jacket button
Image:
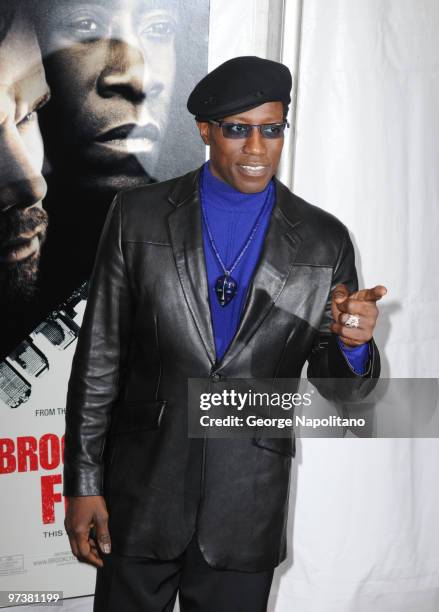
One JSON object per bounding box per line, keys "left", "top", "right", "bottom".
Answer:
{"left": 210, "top": 373, "right": 221, "bottom": 382}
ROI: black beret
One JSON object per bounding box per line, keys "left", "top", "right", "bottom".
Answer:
{"left": 187, "top": 56, "right": 292, "bottom": 121}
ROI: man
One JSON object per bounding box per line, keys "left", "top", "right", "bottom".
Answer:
{"left": 64, "top": 57, "right": 386, "bottom": 611}
{"left": 35, "top": 0, "right": 179, "bottom": 196}
{"left": 28, "top": 0, "right": 208, "bottom": 321}
{"left": 0, "top": 1, "right": 51, "bottom": 357}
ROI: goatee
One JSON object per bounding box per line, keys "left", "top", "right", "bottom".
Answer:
{"left": 0, "top": 207, "right": 48, "bottom": 306}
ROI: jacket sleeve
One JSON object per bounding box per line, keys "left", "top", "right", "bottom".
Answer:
{"left": 63, "top": 192, "right": 134, "bottom": 496}
{"left": 307, "top": 227, "right": 380, "bottom": 401}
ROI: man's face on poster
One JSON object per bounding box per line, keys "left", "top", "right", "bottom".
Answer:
{"left": 0, "top": 5, "right": 49, "bottom": 304}
{"left": 37, "top": 0, "right": 177, "bottom": 194}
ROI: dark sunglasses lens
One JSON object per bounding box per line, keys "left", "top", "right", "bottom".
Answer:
{"left": 222, "top": 123, "right": 252, "bottom": 139}
{"left": 260, "top": 124, "right": 286, "bottom": 139}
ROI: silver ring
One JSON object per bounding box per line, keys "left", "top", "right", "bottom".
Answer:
{"left": 344, "top": 314, "right": 360, "bottom": 328}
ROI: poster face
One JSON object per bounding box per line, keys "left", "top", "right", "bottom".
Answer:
{"left": 0, "top": 0, "right": 209, "bottom": 601}
{"left": 1, "top": 0, "right": 209, "bottom": 356}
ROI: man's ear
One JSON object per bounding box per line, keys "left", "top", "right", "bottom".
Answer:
{"left": 196, "top": 121, "right": 211, "bottom": 146}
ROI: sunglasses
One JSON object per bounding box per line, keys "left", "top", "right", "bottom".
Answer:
{"left": 208, "top": 120, "right": 289, "bottom": 140}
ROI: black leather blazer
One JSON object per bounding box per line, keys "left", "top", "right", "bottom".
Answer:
{"left": 64, "top": 168, "right": 380, "bottom": 571}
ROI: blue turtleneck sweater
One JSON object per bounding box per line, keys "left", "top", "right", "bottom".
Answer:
{"left": 200, "top": 162, "right": 368, "bottom": 372}
{"left": 200, "top": 162, "right": 274, "bottom": 361}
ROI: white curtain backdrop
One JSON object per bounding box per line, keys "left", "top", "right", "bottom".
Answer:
{"left": 282, "top": 0, "right": 439, "bottom": 379}
{"left": 268, "top": 1, "right": 439, "bottom": 611}
{"left": 26, "top": 1, "right": 439, "bottom": 610}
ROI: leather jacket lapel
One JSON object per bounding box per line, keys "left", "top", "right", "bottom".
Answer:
{"left": 167, "top": 171, "right": 304, "bottom": 370}
{"left": 218, "top": 179, "right": 303, "bottom": 369}
{"left": 167, "top": 169, "right": 216, "bottom": 365}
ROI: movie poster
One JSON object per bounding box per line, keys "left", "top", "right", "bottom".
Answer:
{"left": 0, "top": 0, "right": 210, "bottom": 601}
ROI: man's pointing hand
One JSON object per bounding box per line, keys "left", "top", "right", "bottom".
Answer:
{"left": 330, "top": 283, "right": 387, "bottom": 347}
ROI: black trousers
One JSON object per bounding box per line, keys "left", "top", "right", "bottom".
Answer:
{"left": 93, "top": 536, "right": 274, "bottom": 612}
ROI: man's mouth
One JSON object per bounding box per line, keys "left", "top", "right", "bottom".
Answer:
{"left": 0, "top": 228, "right": 44, "bottom": 264}
{"left": 237, "top": 164, "right": 270, "bottom": 178}
{"left": 94, "top": 123, "right": 161, "bottom": 154}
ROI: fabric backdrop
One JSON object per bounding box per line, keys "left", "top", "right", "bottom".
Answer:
{"left": 267, "top": 1, "right": 439, "bottom": 611}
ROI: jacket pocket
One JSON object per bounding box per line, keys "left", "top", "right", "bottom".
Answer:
{"left": 111, "top": 400, "right": 166, "bottom": 435}
{"left": 252, "top": 434, "right": 296, "bottom": 458}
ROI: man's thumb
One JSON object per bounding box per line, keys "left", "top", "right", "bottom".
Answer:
{"left": 332, "top": 283, "right": 349, "bottom": 304}
{"left": 95, "top": 514, "right": 111, "bottom": 554}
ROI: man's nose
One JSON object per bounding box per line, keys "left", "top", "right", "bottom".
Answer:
{"left": 242, "top": 127, "right": 267, "bottom": 156}
{"left": 0, "top": 134, "right": 47, "bottom": 213}
{"left": 97, "top": 38, "right": 163, "bottom": 103}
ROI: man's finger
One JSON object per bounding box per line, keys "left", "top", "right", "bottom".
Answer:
{"left": 331, "top": 283, "right": 350, "bottom": 304}
{"left": 89, "top": 540, "right": 103, "bottom": 567}
{"left": 331, "top": 322, "right": 373, "bottom": 345}
{"left": 338, "top": 312, "right": 366, "bottom": 328}
{"left": 89, "top": 538, "right": 100, "bottom": 555}
{"left": 76, "top": 529, "right": 93, "bottom": 558}
{"left": 336, "top": 299, "right": 377, "bottom": 316}
{"left": 331, "top": 322, "right": 365, "bottom": 341}
{"left": 77, "top": 530, "right": 103, "bottom": 568}
{"left": 95, "top": 513, "right": 111, "bottom": 554}
{"left": 352, "top": 285, "right": 387, "bottom": 302}
{"left": 66, "top": 530, "right": 79, "bottom": 559}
